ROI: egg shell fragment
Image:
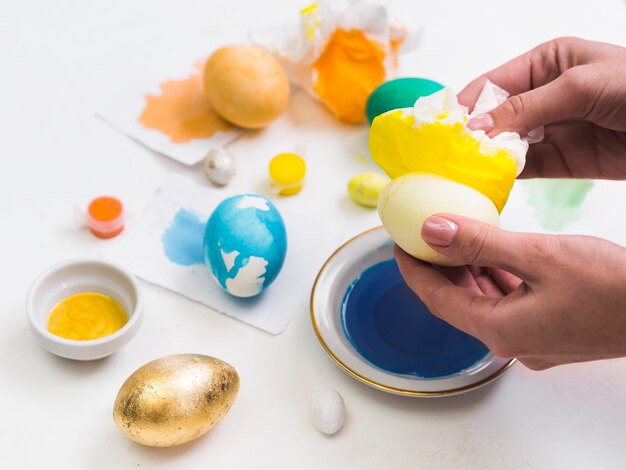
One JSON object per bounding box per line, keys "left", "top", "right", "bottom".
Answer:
{"left": 113, "top": 354, "right": 240, "bottom": 447}
{"left": 378, "top": 173, "right": 500, "bottom": 266}
{"left": 310, "top": 389, "right": 345, "bottom": 435}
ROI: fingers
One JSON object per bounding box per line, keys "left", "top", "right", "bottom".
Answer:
{"left": 517, "top": 357, "right": 554, "bottom": 371}
{"left": 473, "top": 66, "right": 597, "bottom": 137}
{"left": 457, "top": 37, "right": 609, "bottom": 111}
{"left": 517, "top": 142, "right": 572, "bottom": 179}
{"left": 519, "top": 121, "right": 620, "bottom": 179}
{"left": 488, "top": 268, "right": 523, "bottom": 295}
{"left": 394, "top": 246, "right": 500, "bottom": 339}
{"left": 457, "top": 38, "right": 565, "bottom": 110}
{"left": 467, "top": 266, "right": 506, "bottom": 297}
{"left": 433, "top": 265, "right": 483, "bottom": 295}
{"left": 421, "top": 214, "right": 551, "bottom": 281}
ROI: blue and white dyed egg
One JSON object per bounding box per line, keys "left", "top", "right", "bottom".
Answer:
{"left": 204, "top": 194, "right": 287, "bottom": 298}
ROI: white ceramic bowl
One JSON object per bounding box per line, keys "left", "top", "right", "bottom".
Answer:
{"left": 311, "top": 227, "right": 515, "bottom": 397}
{"left": 26, "top": 258, "right": 143, "bottom": 361}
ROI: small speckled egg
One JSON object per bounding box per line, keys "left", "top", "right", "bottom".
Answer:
{"left": 366, "top": 78, "right": 444, "bottom": 124}
{"left": 347, "top": 172, "right": 388, "bottom": 208}
{"left": 204, "top": 194, "right": 287, "bottom": 297}
{"left": 310, "top": 389, "right": 345, "bottom": 435}
{"left": 204, "top": 147, "right": 236, "bottom": 186}
{"left": 203, "top": 45, "right": 290, "bottom": 129}
{"left": 113, "top": 354, "right": 239, "bottom": 447}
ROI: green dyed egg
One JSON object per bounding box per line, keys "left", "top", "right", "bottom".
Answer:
{"left": 366, "top": 78, "right": 445, "bottom": 124}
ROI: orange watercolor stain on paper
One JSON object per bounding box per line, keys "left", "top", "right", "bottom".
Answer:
{"left": 313, "top": 29, "right": 386, "bottom": 124}
{"left": 139, "top": 72, "right": 231, "bottom": 144}
{"left": 389, "top": 34, "right": 405, "bottom": 70}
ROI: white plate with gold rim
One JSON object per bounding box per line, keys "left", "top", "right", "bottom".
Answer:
{"left": 310, "top": 226, "right": 515, "bottom": 397}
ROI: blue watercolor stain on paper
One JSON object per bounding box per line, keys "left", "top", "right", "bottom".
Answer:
{"left": 341, "top": 259, "right": 489, "bottom": 379}
{"left": 162, "top": 209, "right": 206, "bottom": 266}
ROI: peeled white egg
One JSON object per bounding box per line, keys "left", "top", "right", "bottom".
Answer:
{"left": 378, "top": 172, "right": 500, "bottom": 266}
{"left": 310, "top": 389, "right": 345, "bottom": 435}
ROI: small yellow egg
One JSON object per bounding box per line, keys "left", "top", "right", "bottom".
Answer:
{"left": 269, "top": 153, "right": 306, "bottom": 196}
{"left": 113, "top": 354, "right": 239, "bottom": 447}
{"left": 347, "top": 172, "right": 388, "bottom": 208}
{"left": 378, "top": 173, "right": 500, "bottom": 266}
{"left": 203, "top": 45, "right": 290, "bottom": 129}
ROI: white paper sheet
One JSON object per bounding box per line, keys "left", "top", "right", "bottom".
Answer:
{"left": 105, "top": 175, "right": 341, "bottom": 335}
{"left": 98, "top": 78, "right": 242, "bottom": 166}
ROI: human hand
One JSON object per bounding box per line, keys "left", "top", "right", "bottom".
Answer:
{"left": 458, "top": 37, "right": 626, "bottom": 179}
{"left": 394, "top": 214, "right": 626, "bottom": 370}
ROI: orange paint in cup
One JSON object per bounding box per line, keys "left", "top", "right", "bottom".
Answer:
{"left": 87, "top": 196, "right": 125, "bottom": 238}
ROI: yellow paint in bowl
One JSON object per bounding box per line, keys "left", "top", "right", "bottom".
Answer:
{"left": 47, "top": 292, "right": 127, "bottom": 341}
{"left": 269, "top": 153, "right": 306, "bottom": 196}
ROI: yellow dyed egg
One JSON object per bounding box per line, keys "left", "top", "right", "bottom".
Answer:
{"left": 113, "top": 354, "right": 239, "bottom": 447}
{"left": 347, "top": 172, "right": 388, "bottom": 208}
{"left": 203, "top": 45, "right": 290, "bottom": 129}
{"left": 378, "top": 173, "right": 499, "bottom": 266}
{"left": 370, "top": 109, "right": 517, "bottom": 213}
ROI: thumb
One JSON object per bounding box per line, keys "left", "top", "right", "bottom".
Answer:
{"left": 467, "top": 67, "right": 594, "bottom": 137}
{"left": 422, "top": 214, "right": 549, "bottom": 279}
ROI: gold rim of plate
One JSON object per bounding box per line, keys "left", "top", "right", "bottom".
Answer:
{"left": 310, "top": 226, "right": 516, "bottom": 397}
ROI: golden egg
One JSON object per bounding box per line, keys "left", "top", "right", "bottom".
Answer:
{"left": 203, "top": 45, "right": 290, "bottom": 129}
{"left": 113, "top": 354, "right": 239, "bottom": 447}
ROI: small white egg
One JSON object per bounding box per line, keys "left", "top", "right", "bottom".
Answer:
{"left": 204, "top": 148, "right": 236, "bottom": 186}
{"left": 310, "top": 389, "right": 345, "bottom": 435}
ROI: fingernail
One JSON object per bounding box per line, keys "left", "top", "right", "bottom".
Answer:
{"left": 422, "top": 216, "right": 458, "bottom": 247}
{"left": 467, "top": 113, "right": 494, "bottom": 132}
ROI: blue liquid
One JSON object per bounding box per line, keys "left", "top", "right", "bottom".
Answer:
{"left": 162, "top": 209, "right": 206, "bottom": 266}
{"left": 341, "top": 260, "right": 490, "bottom": 379}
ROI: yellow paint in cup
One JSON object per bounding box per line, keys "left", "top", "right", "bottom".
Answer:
{"left": 269, "top": 153, "right": 306, "bottom": 196}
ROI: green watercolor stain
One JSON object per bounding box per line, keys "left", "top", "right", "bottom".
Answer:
{"left": 525, "top": 179, "right": 594, "bottom": 231}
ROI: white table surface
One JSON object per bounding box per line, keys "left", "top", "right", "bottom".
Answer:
{"left": 2, "top": 0, "right": 626, "bottom": 468}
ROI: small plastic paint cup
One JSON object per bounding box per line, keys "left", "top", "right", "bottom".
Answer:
{"left": 269, "top": 153, "right": 306, "bottom": 196}
{"left": 87, "top": 196, "right": 125, "bottom": 239}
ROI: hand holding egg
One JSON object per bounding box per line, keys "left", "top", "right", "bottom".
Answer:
{"left": 370, "top": 85, "right": 528, "bottom": 266}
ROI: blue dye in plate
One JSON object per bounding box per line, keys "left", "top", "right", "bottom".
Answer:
{"left": 341, "top": 259, "right": 490, "bottom": 379}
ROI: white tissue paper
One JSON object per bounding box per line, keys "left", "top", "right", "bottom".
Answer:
{"left": 472, "top": 79, "right": 546, "bottom": 145}
{"left": 402, "top": 84, "right": 532, "bottom": 175}
{"left": 250, "top": 0, "right": 420, "bottom": 103}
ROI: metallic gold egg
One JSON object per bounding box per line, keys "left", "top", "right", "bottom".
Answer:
{"left": 113, "top": 354, "right": 239, "bottom": 447}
